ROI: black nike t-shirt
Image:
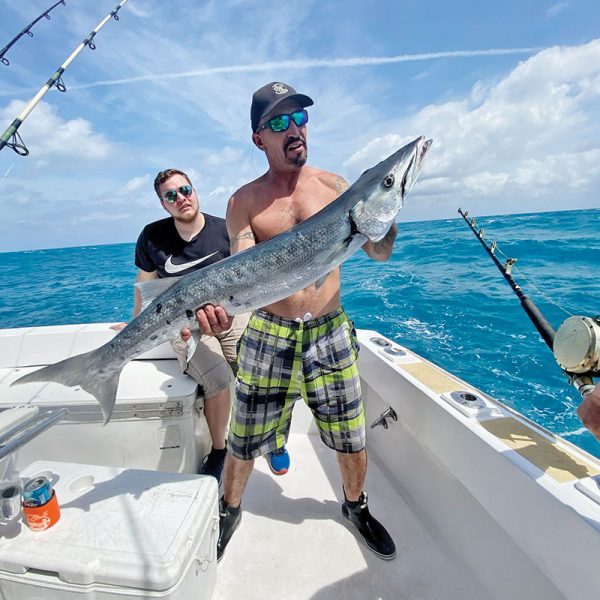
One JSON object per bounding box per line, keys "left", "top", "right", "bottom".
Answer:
{"left": 135, "top": 213, "right": 230, "bottom": 278}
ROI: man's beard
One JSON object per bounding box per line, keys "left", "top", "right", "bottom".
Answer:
{"left": 285, "top": 136, "right": 307, "bottom": 167}
{"left": 289, "top": 152, "right": 307, "bottom": 167}
{"left": 174, "top": 207, "right": 198, "bottom": 224}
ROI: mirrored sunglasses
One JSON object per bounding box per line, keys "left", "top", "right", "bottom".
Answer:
{"left": 258, "top": 109, "right": 308, "bottom": 133}
{"left": 163, "top": 184, "right": 193, "bottom": 204}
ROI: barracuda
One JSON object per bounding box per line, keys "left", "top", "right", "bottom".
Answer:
{"left": 12, "top": 136, "right": 432, "bottom": 423}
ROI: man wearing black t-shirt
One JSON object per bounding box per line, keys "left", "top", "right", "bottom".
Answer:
{"left": 130, "top": 169, "right": 289, "bottom": 482}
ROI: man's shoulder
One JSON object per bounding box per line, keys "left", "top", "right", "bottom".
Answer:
{"left": 202, "top": 212, "right": 226, "bottom": 226}
{"left": 227, "top": 177, "right": 267, "bottom": 220}
{"left": 202, "top": 213, "right": 228, "bottom": 236}
{"left": 230, "top": 176, "right": 266, "bottom": 203}
{"left": 141, "top": 216, "right": 174, "bottom": 234}
{"left": 310, "top": 167, "right": 344, "bottom": 184}
{"left": 306, "top": 168, "right": 348, "bottom": 195}
{"left": 136, "top": 217, "right": 175, "bottom": 245}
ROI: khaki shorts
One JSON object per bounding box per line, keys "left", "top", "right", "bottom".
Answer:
{"left": 172, "top": 312, "right": 250, "bottom": 399}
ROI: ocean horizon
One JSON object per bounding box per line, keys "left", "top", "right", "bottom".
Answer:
{"left": 1, "top": 206, "right": 597, "bottom": 254}
{"left": 1, "top": 207, "right": 599, "bottom": 458}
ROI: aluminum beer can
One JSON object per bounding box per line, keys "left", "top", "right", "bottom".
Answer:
{"left": 22, "top": 476, "right": 52, "bottom": 507}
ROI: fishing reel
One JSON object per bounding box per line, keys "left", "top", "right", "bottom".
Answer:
{"left": 458, "top": 209, "right": 599, "bottom": 399}
{"left": 553, "top": 315, "right": 600, "bottom": 395}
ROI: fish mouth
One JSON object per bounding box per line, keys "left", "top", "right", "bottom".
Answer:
{"left": 400, "top": 137, "right": 432, "bottom": 194}
{"left": 399, "top": 155, "right": 414, "bottom": 198}
{"left": 412, "top": 138, "right": 432, "bottom": 179}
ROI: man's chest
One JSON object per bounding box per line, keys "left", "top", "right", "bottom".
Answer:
{"left": 146, "top": 226, "right": 229, "bottom": 276}
{"left": 251, "top": 191, "right": 334, "bottom": 242}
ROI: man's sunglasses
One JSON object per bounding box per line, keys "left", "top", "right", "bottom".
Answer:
{"left": 163, "top": 184, "right": 193, "bottom": 204}
{"left": 258, "top": 109, "right": 309, "bottom": 133}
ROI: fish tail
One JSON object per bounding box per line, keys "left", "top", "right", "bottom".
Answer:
{"left": 10, "top": 350, "right": 120, "bottom": 425}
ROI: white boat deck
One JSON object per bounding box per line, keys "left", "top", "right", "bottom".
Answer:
{"left": 215, "top": 425, "right": 489, "bottom": 600}
{"left": 3, "top": 324, "right": 600, "bottom": 599}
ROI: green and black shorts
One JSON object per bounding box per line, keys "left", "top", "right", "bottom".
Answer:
{"left": 228, "top": 307, "right": 366, "bottom": 460}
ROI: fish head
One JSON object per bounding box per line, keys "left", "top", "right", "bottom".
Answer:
{"left": 350, "top": 136, "right": 432, "bottom": 242}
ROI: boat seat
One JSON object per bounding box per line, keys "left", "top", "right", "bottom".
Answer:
{"left": 0, "top": 322, "right": 177, "bottom": 369}
{"left": 0, "top": 324, "right": 202, "bottom": 473}
{"left": 0, "top": 323, "right": 196, "bottom": 414}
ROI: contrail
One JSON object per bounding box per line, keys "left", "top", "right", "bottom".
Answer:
{"left": 0, "top": 162, "right": 14, "bottom": 188}
{"left": 70, "top": 47, "right": 542, "bottom": 90}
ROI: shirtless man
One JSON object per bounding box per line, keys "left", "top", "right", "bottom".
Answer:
{"left": 193, "top": 82, "right": 397, "bottom": 562}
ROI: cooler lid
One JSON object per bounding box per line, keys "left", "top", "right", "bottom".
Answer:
{"left": 0, "top": 461, "right": 218, "bottom": 591}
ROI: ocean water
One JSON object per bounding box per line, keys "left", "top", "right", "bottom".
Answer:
{"left": 1, "top": 208, "right": 599, "bottom": 458}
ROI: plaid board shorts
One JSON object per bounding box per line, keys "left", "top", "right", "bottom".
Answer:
{"left": 228, "top": 307, "right": 366, "bottom": 460}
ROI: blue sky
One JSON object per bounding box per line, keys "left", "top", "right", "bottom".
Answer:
{"left": 0, "top": 0, "right": 599, "bottom": 252}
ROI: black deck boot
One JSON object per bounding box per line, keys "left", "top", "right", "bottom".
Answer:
{"left": 199, "top": 446, "right": 227, "bottom": 484}
{"left": 217, "top": 497, "right": 241, "bottom": 563}
{"left": 342, "top": 491, "right": 396, "bottom": 560}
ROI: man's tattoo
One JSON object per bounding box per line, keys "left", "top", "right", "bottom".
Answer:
{"left": 335, "top": 176, "right": 349, "bottom": 196}
{"left": 231, "top": 231, "right": 256, "bottom": 244}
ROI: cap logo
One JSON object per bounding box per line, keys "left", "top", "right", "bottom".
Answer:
{"left": 272, "top": 83, "right": 288, "bottom": 95}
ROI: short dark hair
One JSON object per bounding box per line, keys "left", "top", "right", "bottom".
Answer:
{"left": 153, "top": 169, "right": 191, "bottom": 199}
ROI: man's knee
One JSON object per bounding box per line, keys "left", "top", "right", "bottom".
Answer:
{"left": 187, "top": 358, "right": 233, "bottom": 399}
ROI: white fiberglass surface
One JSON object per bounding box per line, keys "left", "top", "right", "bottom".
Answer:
{"left": 214, "top": 405, "right": 488, "bottom": 600}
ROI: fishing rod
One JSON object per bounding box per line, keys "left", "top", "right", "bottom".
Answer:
{"left": 0, "top": 0, "right": 129, "bottom": 156}
{"left": 458, "top": 208, "right": 598, "bottom": 399}
{"left": 0, "top": 0, "right": 67, "bottom": 67}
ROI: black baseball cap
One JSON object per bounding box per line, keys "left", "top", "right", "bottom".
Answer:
{"left": 251, "top": 82, "right": 314, "bottom": 132}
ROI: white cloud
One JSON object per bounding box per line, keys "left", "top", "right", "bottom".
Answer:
{"left": 546, "top": 2, "right": 569, "bottom": 18}
{"left": 342, "top": 41, "right": 600, "bottom": 219}
{"left": 202, "top": 146, "right": 245, "bottom": 167}
{"left": 125, "top": 3, "right": 154, "bottom": 19}
{"left": 1, "top": 0, "right": 598, "bottom": 251}
{"left": 208, "top": 185, "right": 236, "bottom": 199}
{"left": 344, "top": 134, "right": 418, "bottom": 171}
{"left": 1, "top": 100, "right": 114, "bottom": 160}
{"left": 121, "top": 174, "right": 152, "bottom": 194}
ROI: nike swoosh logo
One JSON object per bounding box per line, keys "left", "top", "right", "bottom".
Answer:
{"left": 164, "top": 251, "right": 219, "bottom": 274}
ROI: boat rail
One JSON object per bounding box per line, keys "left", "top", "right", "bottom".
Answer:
{"left": 0, "top": 406, "right": 67, "bottom": 461}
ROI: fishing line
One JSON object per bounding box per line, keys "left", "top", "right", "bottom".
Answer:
{"left": 474, "top": 227, "right": 575, "bottom": 318}
{"left": 0, "top": 0, "right": 67, "bottom": 67}
{"left": 250, "top": 144, "right": 260, "bottom": 176}
{"left": 459, "top": 207, "right": 598, "bottom": 399}
{"left": 459, "top": 214, "right": 573, "bottom": 317}
{"left": 0, "top": 0, "right": 129, "bottom": 156}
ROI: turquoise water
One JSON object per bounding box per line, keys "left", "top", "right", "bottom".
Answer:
{"left": 1, "top": 208, "right": 599, "bottom": 457}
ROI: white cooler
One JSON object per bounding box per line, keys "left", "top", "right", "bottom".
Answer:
{"left": 0, "top": 324, "right": 210, "bottom": 473}
{"left": 0, "top": 460, "right": 218, "bottom": 599}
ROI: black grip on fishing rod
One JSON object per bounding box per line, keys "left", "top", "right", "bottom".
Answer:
{"left": 520, "top": 296, "right": 555, "bottom": 349}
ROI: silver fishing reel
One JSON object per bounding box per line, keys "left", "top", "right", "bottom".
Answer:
{"left": 553, "top": 316, "right": 600, "bottom": 374}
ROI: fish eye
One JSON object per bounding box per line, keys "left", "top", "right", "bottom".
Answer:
{"left": 382, "top": 174, "right": 395, "bottom": 188}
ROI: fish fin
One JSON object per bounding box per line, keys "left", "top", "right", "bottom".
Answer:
{"left": 10, "top": 350, "right": 120, "bottom": 425}
{"left": 135, "top": 277, "right": 180, "bottom": 310}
